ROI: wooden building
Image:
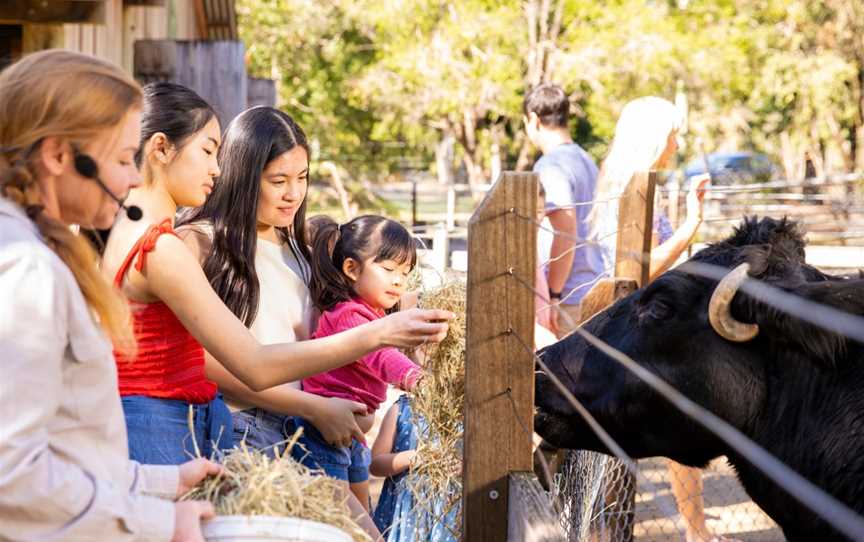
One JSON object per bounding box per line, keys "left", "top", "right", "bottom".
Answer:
{"left": 0, "top": 1, "right": 274, "bottom": 125}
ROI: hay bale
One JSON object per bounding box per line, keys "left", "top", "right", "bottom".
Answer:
{"left": 407, "top": 280, "right": 467, "bottom": 538}
{"left": 183, "top": 430, "right": 372, "bottom": 542}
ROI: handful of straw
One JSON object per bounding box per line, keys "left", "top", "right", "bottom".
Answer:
{"left": 183, "top": 429, "right": 372, "bottom": 542}
{"left": 407, "top": 280, "right": 467, "bottom": 537}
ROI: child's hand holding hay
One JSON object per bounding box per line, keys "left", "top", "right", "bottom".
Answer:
{"left": 402, "top": 280, "right": 466, "bottom": 540}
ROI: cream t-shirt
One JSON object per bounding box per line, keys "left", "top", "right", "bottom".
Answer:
{"left": 230, "top": 236, "right": 317, "bottom": 410}
{"left": 181, "top": 222, "right": 317, "bottom": 411}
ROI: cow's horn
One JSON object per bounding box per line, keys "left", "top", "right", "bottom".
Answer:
{"left": 708, "top": 263, "right": 759, "bottom": 342}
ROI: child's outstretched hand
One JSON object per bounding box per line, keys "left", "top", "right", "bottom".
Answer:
{"left": 378, "top": 308, "right": 453, "bottom": 348}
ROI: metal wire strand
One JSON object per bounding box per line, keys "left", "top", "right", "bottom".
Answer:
{"left": 506, "top": 269, "right": 864, "bottom": 539}
{"left": 506, "top": 329, "right": 684, "bottom": 524}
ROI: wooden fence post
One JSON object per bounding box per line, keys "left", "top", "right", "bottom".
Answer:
{"left": 602, "top": 170, "right": 658, "bottom": 542}
{"left": 615, "top": 170, "right": 657, "bottom": 287}
{"left": 247, "top": 77, "right": 277, "bottom": 108}
{"left": 463, "top": 171, "right": 537, "bottom": 540}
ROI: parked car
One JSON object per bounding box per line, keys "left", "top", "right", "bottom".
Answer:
{"left": 682, "top": 151, "right": 779, "bottom": 187}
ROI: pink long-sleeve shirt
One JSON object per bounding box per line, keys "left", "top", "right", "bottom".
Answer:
{"left": 302, "top": 298, "right": 422, "bottom": 412}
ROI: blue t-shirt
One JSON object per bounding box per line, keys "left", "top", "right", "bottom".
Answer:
{"left": 533, "top": 143, "right": 605, "bottom": 305}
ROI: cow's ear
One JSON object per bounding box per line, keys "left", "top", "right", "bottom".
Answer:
{"left": 737, "top": 279, "right": 862, "bottom": 367}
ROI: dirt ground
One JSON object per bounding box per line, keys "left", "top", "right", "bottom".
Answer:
{"left": 633, "top": 458, "right": 784, "bottom": 542}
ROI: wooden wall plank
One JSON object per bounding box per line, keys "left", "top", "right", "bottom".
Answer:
{"left": 21, "top": 24, "right": 65, "bottom": 54}
{"left": 134, "top": 39, "right": 247, "bottom": 126}
{"left": 247, "top": 77, "right": 277, "bottom": 109}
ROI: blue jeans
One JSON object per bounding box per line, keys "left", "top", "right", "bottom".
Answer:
{"left": 122, "top": 394, "right": 233, "bottom": 465}
{"left": 232, "top": 408, "right": 293, "bottom": 459}
{"left": 291, "top": 417, "right": 370, "bottom": 482}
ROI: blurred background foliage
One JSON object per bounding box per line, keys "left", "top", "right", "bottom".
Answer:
{"left": 238, "top": 0, "right": 864, "bottom": 206}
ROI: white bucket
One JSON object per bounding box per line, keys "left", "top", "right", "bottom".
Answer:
{"left": 202, "top": 515, "right": 353, "bottom": 542}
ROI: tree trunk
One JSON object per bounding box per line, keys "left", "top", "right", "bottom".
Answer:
{"left": 490, "top": 124, "right": 503, "bottom": 183}
{"left": 779, "top": 131, "right": 798, "bottom": 180}
{"left": 435, "top": 132, "right": 456, "bottom": 185}
{"left": 515, "top": 134, "right": 534, "bottom": 172}
{"left": 454, "top": 110, "right": 486, "bottom": 201}
{"left": 462, "top": 152, "right": 486, "bottom": 202}
{"left": 319, "top": 161, "right": 354, "bottom": 220}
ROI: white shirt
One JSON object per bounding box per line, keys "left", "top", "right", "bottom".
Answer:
{"left": 0, "top": 196, "right": 178, "bottom": 541}
{"left": 247, "top": 237, "right": 317, "bottom": 388}
{"left": 228, "top": 236, "right": 316, "bottom": 410}
{"left": 182, "top": 222, "right": 317, "bottom": 411}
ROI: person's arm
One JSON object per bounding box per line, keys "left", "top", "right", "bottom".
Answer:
{"left": 538, "top": 165, "right": 579, "bottom": 334}
{"left": 135, "top": 234, "right": 451, "bottom": 391}
{"left": 178, "top": 227, "right": 375, "bottom": 442}
{"left": 204, "top": 353, "right": 371, "bottom": 446}
{"left": 335, "top": 307, "right": 423, "bottom": 391}
{"left": 370, "top": 402, "right": 416, "bottom": 478}
{"left": 546, "top": 208, "right": 578, "bottom": 295}
{"left": 128, "top": 462, "right": 178, "bottom": 500}
{"left": 648, "top": 175, "right": 709, "bottom": 281}
{"left": 0, "top": 252, "right": 177, "bottom": 542}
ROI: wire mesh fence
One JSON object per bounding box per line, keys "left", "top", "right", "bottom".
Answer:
{"left": 550, "top": 451, "right": 784, "bottom": 542}
{"left": 660, "top": 173, "right": 864, "bottom": 246}
{"left": 414, "top": 171, "right": 864, "bottom": 541}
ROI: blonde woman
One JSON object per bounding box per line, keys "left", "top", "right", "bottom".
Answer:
{"left": 586, "top": 96, "right": 735, "bottom": 542}
{"left": 0, "top": 50, "right": 220, "bottom": 542}
{"left": 589, "top": 96, "right": 709, "bottom": 281}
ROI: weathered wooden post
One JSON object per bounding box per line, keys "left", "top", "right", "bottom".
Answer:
{"left": 574, "top": 170, "right": 657, "bottom": 542}
{"left": 463, "top": 171, "right": 565, "bottom": 541}
{"left": 246, "top": 77, "right": 277, "bottom": 109}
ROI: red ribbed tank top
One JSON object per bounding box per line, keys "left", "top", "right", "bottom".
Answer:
{"left": 113, "top": 219, "right": 217, "bottom": 404}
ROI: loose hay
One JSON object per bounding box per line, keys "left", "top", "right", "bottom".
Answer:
{"left": 183, "top": 430, "right": 372, "bottom": 542}
{"left": 407, "top": 279, "right": 467, "bottom": 538}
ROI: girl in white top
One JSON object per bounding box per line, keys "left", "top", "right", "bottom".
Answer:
{"left": 0, "top": 50, "right": 220, "bottom": 542}
{"left": 176, "top": 107, "right": 380, "bottom": 538}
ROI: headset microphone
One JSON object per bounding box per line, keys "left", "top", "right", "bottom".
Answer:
{"left": 73, "top": 150, "right": 142, "bottom": 221}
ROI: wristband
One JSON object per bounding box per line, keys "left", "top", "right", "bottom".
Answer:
{"left": 549, "top": 289, "right": 562, "bottom": 300}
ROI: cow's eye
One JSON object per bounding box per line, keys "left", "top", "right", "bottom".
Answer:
{"left": 645, "top": 299, "right": 673, "bottom": 320}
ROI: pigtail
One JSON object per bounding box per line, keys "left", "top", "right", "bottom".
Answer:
{"left": 309, "top": 217, "right": 356, "bottom": 312}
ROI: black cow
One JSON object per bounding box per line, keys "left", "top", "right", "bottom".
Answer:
{"left": 534, "top": 217, "right": 864, "bottom": 541}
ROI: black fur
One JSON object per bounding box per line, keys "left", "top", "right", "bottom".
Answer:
{"left": 534, "top": 216, "right": 864, "bottom": 541}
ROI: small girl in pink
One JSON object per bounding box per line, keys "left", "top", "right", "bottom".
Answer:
{"left": 295, "top": 214, "right": 422, "bottom": 512}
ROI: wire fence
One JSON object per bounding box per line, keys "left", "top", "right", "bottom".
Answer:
{"left": 506, "top": 250, "right": 864, "bottom": 541}
{"left": 661, "top": 173, "right": 864, "bottom": 247}
{"left": 408, "top": 171, "right": 864, "bottom": 541}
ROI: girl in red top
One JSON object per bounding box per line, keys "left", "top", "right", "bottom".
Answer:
{"left": 101, "top": 84, "right": 453, "bottom": 467}
{"left": 297, "top": 215, "right": 424, "bottom": 512}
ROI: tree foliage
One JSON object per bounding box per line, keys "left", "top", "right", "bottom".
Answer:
{"left": 238, "top": 0, "right": 864, "bottom": 185}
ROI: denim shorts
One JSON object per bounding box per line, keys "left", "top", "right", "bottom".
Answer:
{"left": 121, "top": 394, "right": 233, "bottom": 465}
{"left": 291, "top": 417, "right": 370, "bottom": 483}
{"left": 232, "top": 408, "right": 294, "bottom": 459}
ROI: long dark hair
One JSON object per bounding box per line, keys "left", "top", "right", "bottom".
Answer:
{"left": 310, "top": 214, "right": 417, "bottom": 312}
{"left": 178, "top": 106, "right": 311, "bottom": 327}
{"left": 137, "top": 82, "right": 216, "bottom": 168}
